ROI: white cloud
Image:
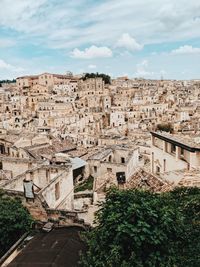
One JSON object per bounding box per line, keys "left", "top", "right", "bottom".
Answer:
{"left": 0, "top": 1, "right": 199, "bottom": 50}
{"left": 0, "top": 0, "right": 47, "bottom": 32}
{"left": 0, "top": 1, "right": 200, "bottom": 80}
{"left": 134, "top": 60, "right": 168, "bottom": 78}
{"left": 134, "top": 60, "right": 154, "bottom": 77}
{"left": 116, "top": 33, "right": 143, "bottom": 51}
{"left": 0, "top": 59, "right": 24, "bottom": 72}
{"left": 0, "top": 38, "right": 15, "bottom": 48}
{"left": 88, "top": 64, "right": 97, "bottom": 69}
{"left": 71, "top": 45, "right": 112, "bottom": 59}
{"left": 171, "top": 45, "right": 200, "bottom": 54}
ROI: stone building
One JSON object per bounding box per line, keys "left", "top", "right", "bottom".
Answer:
{"left": 87, "top": 145, "right": 139, "bottom": 182}
{"left": 150, "top": 131, "right": 200, "bottom": 184}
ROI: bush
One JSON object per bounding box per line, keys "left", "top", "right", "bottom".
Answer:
{"left": 82, "top": 73, "right": 111, "bottom": 84}
{"left": 75, "top": 176, "right": 94, "bottom": 192}
{"left": 81, "top": 187, "right": 200, "bottom": 267}
{"left": 0, "top": 191, "right": 33, "bottom": 257}
{"left": 156, "top": 123, "right": 173, "bottom": 133}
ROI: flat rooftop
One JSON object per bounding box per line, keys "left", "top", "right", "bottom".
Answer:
{"left": 7, "top": 226, "right": 86, "bottom": 267}
{"left": 151, "top": 131, "right": 200, "bottom": 152}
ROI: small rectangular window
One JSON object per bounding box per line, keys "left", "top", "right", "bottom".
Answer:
{"left": 121, "top": 157, "right": 125, "bottom": 163}
{"left": 181, "top": 148, "right": 184, "bottom": 155}
{"left": 171, "top": 144, "right": 176, "bottom": 153}
{"left": 156, "top": 166, "right": 160, "bottom": 174}
{"left": 55, "top": 182, "right": 60, "bottom": 200}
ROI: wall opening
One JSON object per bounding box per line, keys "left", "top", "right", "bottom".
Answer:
{"left": 55, "top": 182, "right": 60, "bottom": 200}
{"left": 121, "top": 157, "right": 125, "bottom": 163}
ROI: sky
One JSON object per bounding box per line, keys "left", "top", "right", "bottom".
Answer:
{"left": 0, "top": 0, "right": 200, "bottom": 80}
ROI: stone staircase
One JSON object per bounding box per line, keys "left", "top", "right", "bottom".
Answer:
{"left": 4, "top": 189, "right": 88, "bottom": 227}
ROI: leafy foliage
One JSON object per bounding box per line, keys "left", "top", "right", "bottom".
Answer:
{"left": 82, "top": 73, "right": 111, "bottom": 84}
{"left": 167, "top": 187, "right": 200, "bottom": 266}
{"left": 156, "top": 122, "right": 173, "bottom": 133}
{"left": 75, "top": 176, "right": 94, "bottom": 192}
{"left": 0, "top": 79, "right": 16, "bottom": 84}
{"left": 0, "top": 191, "right": 33, "bottom": 257}
{"left": 81, "top": 187, "right": 200, "bottom": 267}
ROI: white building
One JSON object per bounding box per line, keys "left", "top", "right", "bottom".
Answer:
{"left": 150, "top": 131, "right": 200, "bottom": 183}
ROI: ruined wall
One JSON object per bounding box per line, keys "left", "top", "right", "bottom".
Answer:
{"left": 2, "top": 160, "right": 30, "bottom": 177}
{"left": 40, "top": 168, "right": 74, "bottom": 210}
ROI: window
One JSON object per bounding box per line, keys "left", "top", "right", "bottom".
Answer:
{"left": 171, "top": 144, "right": 176, "bottom": 154}
{"left": 163, "top": 159, "right": 166, "bottom": 172}
{"left": 107, "top": 168, "right": 112, "bottom": 172}
{"left": 0, "top": 162, "right": 2, "bottom": 169}
{"left": 94, "top": 166, "right": 97, "bottom": 173}
{"left": 181, "top": 148, "right": 184, "bottom": 156}
{"left": 46, "top": 169, "right": 49, "bottom": 182}
{"left": 0, "top": 145, "right": 5, "bottom": 154}
{"left": 156, "top": 166, "right": 160, "bottom": 174}
{"left": 55, "top": 182, "right": 60, "bottom": 200}
{"left": 121, "top": 157, "right": 125, "bottom": 163}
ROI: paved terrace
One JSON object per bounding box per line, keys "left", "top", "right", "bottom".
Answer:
{"left": 6, "top": 227, "right": 86, "bottom": 267}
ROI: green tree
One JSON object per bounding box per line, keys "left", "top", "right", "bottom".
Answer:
{"left": 0, "top": 191, "right": 33, "bottom": 257}
{"left": 167, "top": 187, "right": 200, "bottom": 266}
{"left": 81, "top": 187, "right": 200, "bottom": 267}
{"left": 0, "top": 79, "right": 16, "bottom": 84}
{"left": 156, "top": 122, "right": 173, "bottom": 133}
{"left": 82, "top": 73, "right": 111, "bottom": 84}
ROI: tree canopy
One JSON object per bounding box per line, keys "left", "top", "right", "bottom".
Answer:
{"left": 0, "top": 79, "right": 16, "bottom": 84}
{"left": 82, "top": 73, "right": 111, "bottom": 84}
{"left": 0, "top": 191, "right": 33, "bottom": 257}
{"left": 156, "top": 122, "right": 173, "bottom": 133}
{"left": 81, "top": 187, "right": 200, "bottom": 267}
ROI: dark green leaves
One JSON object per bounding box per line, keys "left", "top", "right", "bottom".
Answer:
{"left": 82, "top": 73, "right": 111, "bottom": 84}
{"left": 81, "top": 187, "right": 200, "bottom": 267}
{"left": 0, "top": 192, "right": 33, "bottom": 257}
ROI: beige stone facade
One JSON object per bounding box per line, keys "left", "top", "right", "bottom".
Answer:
{"left": 1, "top": 73, "right": 200, "bottom": 225}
